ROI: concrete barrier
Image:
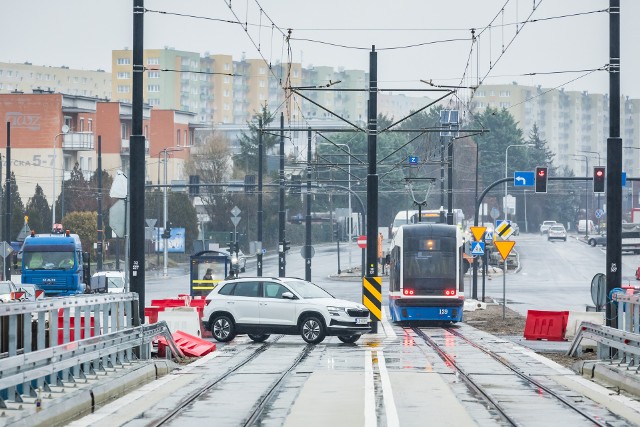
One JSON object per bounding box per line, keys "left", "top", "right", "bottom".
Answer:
{"left": 565, "top": 311, "right": 605, "bottom": 350}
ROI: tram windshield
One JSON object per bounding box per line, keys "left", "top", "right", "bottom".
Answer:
{"left": 403, "top": 236, "right": 456, "bottom": 280}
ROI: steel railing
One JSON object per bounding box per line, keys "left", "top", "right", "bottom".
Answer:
{"left": 0, "top": 293, "right": 182, "bottom": 407}
{"left": 568, "top": 293, "right": 640, "bottom": 364}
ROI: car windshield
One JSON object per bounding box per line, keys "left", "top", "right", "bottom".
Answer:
{"left": 281, "top": 278, "right": 334, "bottom": 299}
{"left": 0, "top": 282, "right": 13, "bottom": 293}
{"left": 108, "top": 277, "right": 124, "bottom": 289}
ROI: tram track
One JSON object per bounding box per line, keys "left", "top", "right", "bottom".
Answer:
{"left": 410, "top": 326, "right": 610, "bottom": 427}
{"left": 148, "top": 335, "right": 312, "bottom": 427}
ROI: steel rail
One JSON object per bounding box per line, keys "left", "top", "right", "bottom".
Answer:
{"left": 444, "top": 327, "right": 609, "bottom": 427}
{"left": 151, "top": 335, "right": 288, "bottom": 426}
{"left": 409, "top": 327, "right": 519, "bottom": 427}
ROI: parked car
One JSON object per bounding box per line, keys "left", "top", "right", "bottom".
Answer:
{"left": 588, "top": 234, "right": 607, "bottom": 247}
{"left": 539, "top": 221, "right": 557, "bottom": 234}
{"left": 0, "top": 281, "right": 18, "bottom": 302}
{"left": 203, "top": 277, "right": 371, "bottom": 344}
{"left": 548, "top": 224, "right": 567, "bottom": 241}
{"left": 91, "top": 271, "right": 125, "bottom": 293}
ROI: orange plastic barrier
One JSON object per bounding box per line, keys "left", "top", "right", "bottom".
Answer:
{"left": 150, "top": 299, "right": 187, "bottom": 308}
{"left": 157, "top": 330, "right": 216, "bottom": 357}
{"left": 523, "top": 310, "right": 569, "bottom": 341}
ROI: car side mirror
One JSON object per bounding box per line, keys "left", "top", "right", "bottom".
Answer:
{"left": 282, "top": 291, "right": 294, "bottom": 299}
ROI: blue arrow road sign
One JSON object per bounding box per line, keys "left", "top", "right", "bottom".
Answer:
{"left": 409, "top": 156, "right": 418, "bottom": 165}
{"left": 514, "top": 171, "right": 535, "bottom": 187}
{"left": 471, "top": 242, "right": 485, "bottom": 256}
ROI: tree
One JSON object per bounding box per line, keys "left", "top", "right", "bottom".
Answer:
{"left": 7, "top": 172, "right": 26, "bottom": 241}
{"left": 233, "top": 106, "right": 278, "bottom": 176}
{"left": 25, "top": 184, "right": 51, "bottom": 235}
{"left": 61, "top": 211, "right": 97, "bottom": 257}
{"left": 55, "top": 162, "right": 93, "bottom": 218}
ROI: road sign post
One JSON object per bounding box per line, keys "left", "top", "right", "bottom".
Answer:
{"left": 494, "top": 240, "right": 516, "bottom": 320}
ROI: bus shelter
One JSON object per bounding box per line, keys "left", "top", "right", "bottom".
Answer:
{"left": 190, "top": 251, "right": 229, "bottom": 297}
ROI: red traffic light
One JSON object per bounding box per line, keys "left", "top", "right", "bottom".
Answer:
{"left": 537, "top": 169, "right": 546, "bottom": 177}
{"left": 595, "top": 169, "right": 604, "bottom": 177}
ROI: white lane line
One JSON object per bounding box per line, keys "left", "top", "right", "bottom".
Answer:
{"left": 380, "top": 307, "right": 397, "bottom": 339}
{"left": 364, "top": 350, "right": 377, "bottom": 427}
{"left": 377, "top": 350, "right": 400, "bottom": 427}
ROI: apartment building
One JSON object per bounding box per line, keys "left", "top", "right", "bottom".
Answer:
{"left": 470, "top": 83, "right": 638, "bottom": 176}
{"left": 0, "top": 61, "right": 111, "bottom": 98}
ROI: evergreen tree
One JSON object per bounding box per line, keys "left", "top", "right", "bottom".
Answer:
{"left": 55, "top": 163, "right": 92, "bottom": 218}
{"left": 25, "top": 184, "right": 51, "bottom": 234}
{"left": 233, "top": 106, "right": 278, "bottom": 176}
{"left": 7, "top": 172, "right": 26, "bottom": 240}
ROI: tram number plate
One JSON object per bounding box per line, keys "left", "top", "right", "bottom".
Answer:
{"left": 438, "top": 309, "right": 449, "bottom": 316}
{"left": 356, "top": 318, "right": 369, "bottom": 325}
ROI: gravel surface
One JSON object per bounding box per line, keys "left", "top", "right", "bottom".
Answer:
{"left": 464, "top": 302, "right": 597, "bottom": 369}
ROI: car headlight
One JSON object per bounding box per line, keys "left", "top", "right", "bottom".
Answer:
{"left": 327, "top": 306, "right": 345, "bottom": 315}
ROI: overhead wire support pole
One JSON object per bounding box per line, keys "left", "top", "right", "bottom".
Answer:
{"left": 606, "top": 0, "right": 621, "bottom": 329}
{"left": 305, "top": 128, "right": 312, "bottom": 281}
{"left": 130, "top": 0, "right": 145, "bottom": 321}
{"left": 278, "top": 113, "right": 286, "bottom": 277}
{"left": 365, "top": 46, "right": 380, "bottom": 333}
{"left": 257, "top": 118, "right": 263, "bottom": 276}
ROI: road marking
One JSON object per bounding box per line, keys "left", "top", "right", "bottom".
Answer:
{"left": 380, "top": 307, "right": 397, "bottom": 339}
{"left": 377, "top": 350, "right": 400, "bottom": 427}
{"left": 364, "top": 350, "right": 377, "bottom": 427}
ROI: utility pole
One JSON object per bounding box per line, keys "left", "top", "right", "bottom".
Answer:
{"left": 257, "top": 118, "right": 263, "bottom": 276}
{"left": 130, "top": 0, "right": 146, "bottom": 320}
{"left": 606, "top": 0, "right": 621, "bottom": 328}
{"left": 278, "top": 113, "right": 286, "bottom": 276}
{"left": 97, "top": 136, "right": 103, "bottom": 271}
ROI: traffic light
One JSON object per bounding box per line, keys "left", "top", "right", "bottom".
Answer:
{"left": 244, "top": 174, "right": 256, "bottom": 193}
{"left": 283, "top": 240, "right": 291, "bottom": 252}
{"left": 189, "top": 175, "right": 200, "bottom": 196}
{"left": 593, "top": 166, "right": 606, "bottom": 193}
{"left": 535, "top": 167, "right": 548, "bottom": 193}
{"left": 290, "top": 174, "right": 302, "bottom": 194}
{"left": 333, "top": 223, "right": 339, "bottom": 240}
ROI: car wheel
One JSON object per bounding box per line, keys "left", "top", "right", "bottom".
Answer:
{"left": 248, "top": 334, "right": 270, "bottom": 342}
{"left": 589, "top": 239, "right": 596, "bottom": 247}
{"left": 211, "top": 314, "right": 236, "bottom": 342}
{"left": 300, "top": 315, "right": 326, "bottom": 344}
{"left": 563, "top": 238, "right": 567, "bottom": 241}
{"left": 338, "top": 335, "right": 360, "bottom": 344}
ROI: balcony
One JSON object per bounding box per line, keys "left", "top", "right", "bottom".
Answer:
{"left": 120, "top": 139, "right": 150, "bottom": 155}
{"left": 62, "top": 132, "right": 94, "bottom": 151}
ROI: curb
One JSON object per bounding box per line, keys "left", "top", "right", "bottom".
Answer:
{"left": 1, "top": 360, "right": 177, "bottom": 427}
{"left": 574, "top": 360, "right": 640, "bottom": 397}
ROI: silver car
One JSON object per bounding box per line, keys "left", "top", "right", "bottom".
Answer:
{"left": 548, "top": 224, "right": 567, "bottom": 241}
{"left": 539, "top": 221, "right": 557, "bottom": 234}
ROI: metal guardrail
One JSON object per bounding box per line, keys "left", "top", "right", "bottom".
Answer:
{"left": 568, "top": 293, "right": 640, "bottom": 363}
{"left": 0, "top": 293, "right": 182, "bottom": 407}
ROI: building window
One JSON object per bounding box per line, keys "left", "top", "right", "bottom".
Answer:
{"left": 117, "top": 72, "right": 131, "bottom": 79}
{"left": 499, "top": 90, "right": 510, "bottom": 97}
{"left": 500, "top": 102, "right": 511, "bottom": 108}
{"left": 149, "top": 98, "right": 161, "bottom": 106}
{"left": 147, "top": 58, "right": 160, "bottom": 65}
{"left": 223, "top": 90, "right": 230, "bottom": 97}
{"left": 224, "top": 104, "right": 230, "bottom": 111}
{"left": 148, "top": 85, "right": 160, "bottom": 92}
{"left": 88, "top": 119, "right": 93, "bottom": 132}
{"left": 121, "top": 123, "right": 128, "bottom": 139}
{"left": 117, "top": 58, "right": 131, "bottom": 65}
{"left": 259, "top": 67, "right": 266, "bottom": 75}
{"left": 117, "top": 85, "right": 130, "bottom": 93}
{"left": 224, "top": 76, "right": 229, "bottom": 84}
{"left": 259, "top": 80, "right": 265, "bottom": 88}
{"left": 80, "top": 118, "right": 85, "bottom": 132}
{"left": 224, "top": 63, "right": 230, "bottom": 71}
{"left": 177, "top": 129, "right": 181, "bottom": 146}
{"left": 148, "top": 71, "right": 160, "bottom": 79}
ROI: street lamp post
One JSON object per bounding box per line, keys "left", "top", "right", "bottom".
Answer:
{"left": 161, "top": 147, "right": 183, "bottom": 277}
{"left": 52, "top": 125, "right": 69, "bottom": 228}
{"left": 504, "top": 144, "right": 535, "bottom": 220}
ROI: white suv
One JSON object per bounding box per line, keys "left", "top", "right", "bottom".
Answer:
{"left": 202, "top": 277, "right": 371, "bottom": 344}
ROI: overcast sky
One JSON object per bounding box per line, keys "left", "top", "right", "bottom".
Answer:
{"left": 3, "top": 1, "right": 638, "bottom": 98}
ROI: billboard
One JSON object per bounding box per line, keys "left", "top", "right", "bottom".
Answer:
{"left": 154, "top": 227, "right": 186, "bottom": 253}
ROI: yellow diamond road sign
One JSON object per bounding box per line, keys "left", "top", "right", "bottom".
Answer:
{"left": 495, "top": 221, "right": 514, "bottom": 240}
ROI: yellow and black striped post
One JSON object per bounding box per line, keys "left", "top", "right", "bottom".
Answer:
{"left": 363, "top": 276, "right": 382, "bottom": 332}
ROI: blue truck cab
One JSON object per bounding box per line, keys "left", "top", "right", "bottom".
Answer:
{"left": 21, "top": 232, "right": 87, "bottom": 296}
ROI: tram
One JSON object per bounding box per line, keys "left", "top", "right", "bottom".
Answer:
{"left": 388, "top": 223, "right": 464, "bottom": 322}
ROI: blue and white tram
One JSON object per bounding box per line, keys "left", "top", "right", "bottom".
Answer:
{"left": 388, "top": 223, "right": 465, "bottom": 322}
